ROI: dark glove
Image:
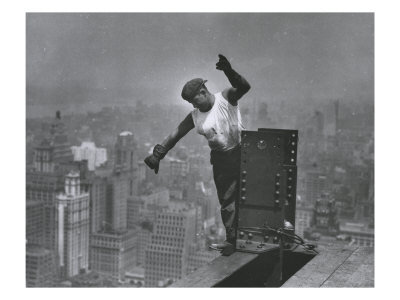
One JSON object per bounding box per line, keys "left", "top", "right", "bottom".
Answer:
{"left": 144, "top": 144, "right": 168, "bottom": 174}
{"left": 144, "top": 154, "right": 160, "bottom": 174}
{"left": 216, "top": 54, "right": 232, "bottom": 72}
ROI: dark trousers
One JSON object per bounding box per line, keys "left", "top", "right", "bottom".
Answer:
{"left": 210, "top": 145, "right": 240, "bottom": 244}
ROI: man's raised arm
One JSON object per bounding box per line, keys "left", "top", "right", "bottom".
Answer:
{"left": 216, "top": 54, "right": 251, "bottom": 105}
{"left": 144, "top": 113, "right": 194, "bottom": 174}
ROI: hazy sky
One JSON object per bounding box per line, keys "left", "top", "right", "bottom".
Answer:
{"left": 26, "top": 13, "right": 373, "bottom": 114}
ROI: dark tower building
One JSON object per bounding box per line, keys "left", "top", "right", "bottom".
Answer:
{"left": 311, "top": 193, "right": 339, "bottom": 236}
{"left": 49, "top": 111, "right": 74, "bottom": 163}
{"left": 112, "top": 131, "right": 139, "bottom": 230}
{"left": 89, "top": 132, "right": 139, "bottom": 281}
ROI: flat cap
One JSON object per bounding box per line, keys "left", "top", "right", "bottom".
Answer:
{"left": 181, "top": 78, "right": 207, "bottom": 101}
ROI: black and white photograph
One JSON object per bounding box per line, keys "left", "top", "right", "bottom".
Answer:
{"left": 23, "top": 10, "right": 377, "bottom": 289}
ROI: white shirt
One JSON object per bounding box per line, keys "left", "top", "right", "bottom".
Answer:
{"left": 191, "top": 92, "right": 244, "bottom": 151}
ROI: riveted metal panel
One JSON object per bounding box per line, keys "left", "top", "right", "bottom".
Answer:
{"left": 237, "top": 129, "right": 298, "bottom": 254}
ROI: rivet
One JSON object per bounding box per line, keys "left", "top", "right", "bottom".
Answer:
{"left": 292, "top": 142, "right": 296, "bottom": 145}
{"left": 239, "top": 231, "right": 245, "bottom": 238}
{"left": 288, "top": 177, "right": 292, "bottom": 181}
{"left": 275, "top": 191, "right": 280, "bottom": 194}
{"left": 242, "top": 171, "right": 247, "bottom": 175}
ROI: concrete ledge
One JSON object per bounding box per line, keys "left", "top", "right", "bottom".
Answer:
{"left": 282, "top": 245, "right": 374, "bottom": 287}
{"left": 171, "top": 251, "right": 259, "bottom": 287}
{"left": 171, "top": 246, "right": 280, "bottom": 287}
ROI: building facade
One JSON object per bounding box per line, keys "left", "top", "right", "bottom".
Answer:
{"left": 89, "top": 230, "right": 137, "bottom": 281}
{"left": 26, "top": 244, "right": 56, "bottom": 287}
{"left": 71, "top": 141, "right": 107, "bottom": 171}
{"left": 145, "top": 209, "right": 196, "bottom": 287}
{"left": 55, "top": 171, "right": 90, "bottom": 278}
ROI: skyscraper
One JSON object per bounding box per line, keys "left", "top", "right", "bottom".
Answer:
{"left": 55, "top": 171, "right": 90, "bottom": 278}
{"left": 26, "top": 200, "right": 45, "bottom": 246}
{"left": 108, "top": 131, "right": 138, "bottom": 231}
{"left": 26, "top": 112, "right": 75, "bottom": 251}
{"left": 88, "top": 131, "right": 139, "bottom": 282}
{"left": 305, "top": 170, "right": 328, "bottom": 204}
{"left": 49, "top": 111, "right": 74, "bottom": 163}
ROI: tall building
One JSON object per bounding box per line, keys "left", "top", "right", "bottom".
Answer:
{"left": 87, "top": 172, "right": 108, "bottom": 234}
{"left": 26, "top": 200, "right": 45, "bottom": 246}
{"left": 106, "top": 176, "right": 129, "bottom": 231}
{"left": 305, "top": 170, "right": 328, "bottom": 204}
{"left": 26, "top": 244, "right": 56, "bottom": 287}
{"left": 145, "top": 208, "right": 196, "bottom": 287}
{"left": 49, "top": 111, "right": 74, "bottom": 163}
{"left": 71, "top": 141, "right": 107, "bottom": 171}
{"left": 135, "top": 188, "right": 170, "bottom": 225}
{"left": 310, "top": 193, "right": 339, "bottom": 236}
{"left": 137, "top": 161, "right": 147, "bottom": 182}
{"left": 89, "top": 230, "right": 137, "bottom": 281}
{"left": 26, "top": 112, "right": 75, "bottom": 251}
{"left": 114, "top": 131, "right": 137, "bottom": 175}
{"left": 127, "top": 196, "right": 143, "bottom": 228}
{"left": 106, "top": 131, "right": 139, "bottom": 231}
{"left": 55, "top": 171, "right": 90, "bottom": 278}
{"left": 168, "top": 157, "right": 189, "bottom": 177}
{"left": 295, "top": 201, "right": 314, "bottom": 238}
{"left": 136, "top": 224, "right": 153, "bottom": 266}
{"left": 88, "top": 131, "right": 139, "bottom": 281}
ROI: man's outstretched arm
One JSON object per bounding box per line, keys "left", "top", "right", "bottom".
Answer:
{"left": 161, "top": 113, "right": 195, "bottom": 150}
{"left": 144, "top": 113, "right": 194, "bottom": 174}
{"left": 216, "top": 54, "right": 251, "bottom": 105}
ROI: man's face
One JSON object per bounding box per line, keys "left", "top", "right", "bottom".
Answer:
{"left": 187, "top": 90, "right": 210, "bottom": 112}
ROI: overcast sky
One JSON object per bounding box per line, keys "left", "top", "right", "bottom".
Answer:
{"left": 26, "top": 13, "right": 373, "bottom": 114}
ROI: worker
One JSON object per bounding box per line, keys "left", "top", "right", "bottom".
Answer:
{"left": 144, "top": 54, "right": 250, "bottom": 255}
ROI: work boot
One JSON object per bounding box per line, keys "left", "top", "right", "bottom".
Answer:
{"left": 209, "top": 240, "right": 235, "bottom": 256}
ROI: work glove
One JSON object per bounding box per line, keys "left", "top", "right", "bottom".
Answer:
{"left": 144, "top": 154, "right": 160, "bottom": 174}
{"left": 216, "top": 54, "right": 232, "bottom": 72}
{"left": 144, "top": 144, "right": 168, "bottom": 174}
